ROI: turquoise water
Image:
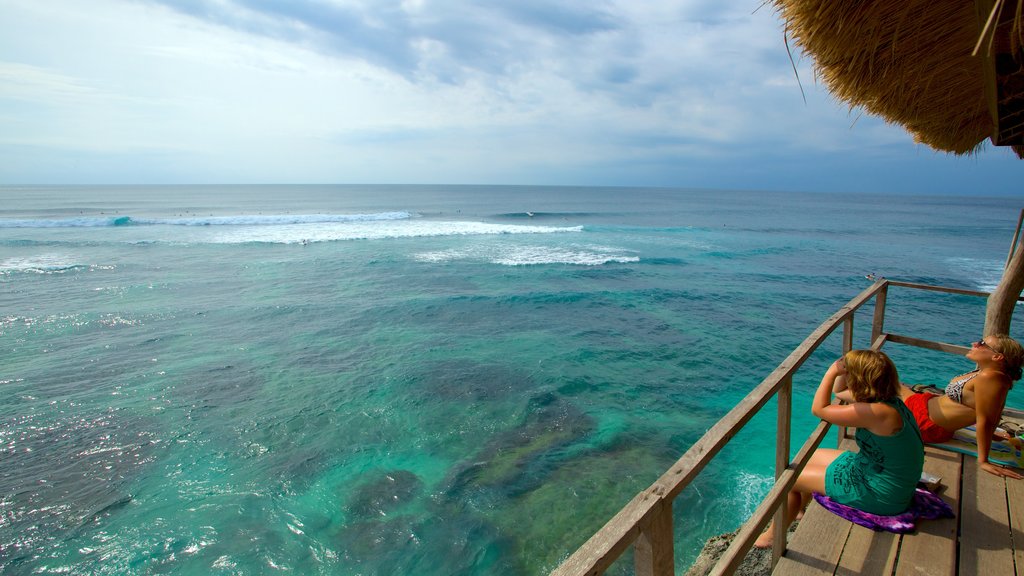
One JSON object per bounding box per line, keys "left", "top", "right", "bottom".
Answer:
{"left": 2, "top": 185, "right": 1022, "bottom": 575}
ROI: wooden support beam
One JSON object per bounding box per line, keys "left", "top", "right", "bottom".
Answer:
{"left": 634, "top": 503, "right": 674, "bottom": 576}
{"left": 870, "top": 283, "right": 887, "bottom": 345}
{"left": 773, "top": 377, "right": 793, "bottom": 565}
{"left": 975, "top": 0, "right": 1001, "bottom": 141}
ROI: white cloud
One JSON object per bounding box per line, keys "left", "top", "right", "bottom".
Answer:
{"left": 0, "top": 62, "right": 104, "bottom": 103}
{"left": 0, "top": 0, "right": 1018, "bottom": 191}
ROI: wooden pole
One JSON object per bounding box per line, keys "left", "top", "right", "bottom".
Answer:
{"left": 871, "top": 282, "right": 888, "bottom": 344}
{"left": 985, "top": 209, "right": 1024, "bottom": 335}
{"left": 634, "top": 503, "right": 674, "bottom": 576}
{"left": 1004, "top": 208, "right": 1023, "bottom": 269}
{"left": 837, "top": 315, "right": 854, "bottom": 444}
{"left": 772, "top": 376, "right": 793, "bottom": 566}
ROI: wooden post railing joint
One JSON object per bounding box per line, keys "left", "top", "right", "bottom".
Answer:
{"left": 634, "top": 501, "right": 675, "bottom": 576}
{"left": 871, "top": 281, "right": 888, "bottom": 344}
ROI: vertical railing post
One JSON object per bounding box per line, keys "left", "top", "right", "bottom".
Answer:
{"left": 634, "top": 502, "right": 674, "bottom": 576}
{"left": 838, "top": 315, "right": 854, "bottom": 443}
{"left": 842, "top": 315, "right": 854, "bottom": 354}
{"left": 771, "top": 375, "right": 793, "bottom": 566}
{"left": 871, "top": 282, "right": 888, "bottom": 345}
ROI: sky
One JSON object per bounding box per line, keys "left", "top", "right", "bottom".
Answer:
{"left": 0, "top": 0, "right": 1021, "bottom": 194}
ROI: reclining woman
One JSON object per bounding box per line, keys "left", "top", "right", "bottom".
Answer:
{"left": 897, "top": 334, "right": 1024, "bottom": 480}
{"left": 754, "top": 350, "right": 923, "bottom": 548}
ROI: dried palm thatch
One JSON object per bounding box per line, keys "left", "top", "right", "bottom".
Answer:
{"left": 771, "top": 0, "right": 1024, "bottom": 158}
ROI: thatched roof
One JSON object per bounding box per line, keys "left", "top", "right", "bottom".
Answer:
{"left": 772, "top": 0, "right": 1024, "bottom": 158}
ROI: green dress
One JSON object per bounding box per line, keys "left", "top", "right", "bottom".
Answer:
{"left": 824, "top": 398, "right": 924, "bottom": 515}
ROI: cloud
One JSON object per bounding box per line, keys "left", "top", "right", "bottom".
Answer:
{"left": 145, "top": 1, "right": 413, "bottom": 73}
{"left": 144, "top": 0, "right": 622, "bottom": 82}
{"left": 0, "top": 0, "right": 1018, "bottom": 191}
{"left": 0, "top": 62, "right": 103, "bottom": 103}
{"left": 138, "top": 1, "right": 769, "bottom": 106}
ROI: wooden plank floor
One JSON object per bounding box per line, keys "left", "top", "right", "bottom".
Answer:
{"left": 772, "top": 445, "right": 1019, "bottom": 576}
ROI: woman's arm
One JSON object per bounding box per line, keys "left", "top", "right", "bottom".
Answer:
{"left": 832, "top": 373, "right": 854, "bottom": 403}
{"left": 974, "top": 375, "right": 1023, "bottom": 479}
{"left": 812, "top": 360, "right": 896, "bottom": 431}
{"left": 810, "top": 360, "right": 843, "bottom": 417}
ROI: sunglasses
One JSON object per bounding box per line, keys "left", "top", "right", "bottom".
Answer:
{"left": 976, "top": 339, "right": 1003, "bottom": 354}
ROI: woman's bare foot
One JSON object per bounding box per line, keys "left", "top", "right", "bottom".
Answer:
{"left": 753, "top": 528, "right": 774, "bottom": 549}
{"left": 794, "top": 492, "right": 808, "bottom": 521}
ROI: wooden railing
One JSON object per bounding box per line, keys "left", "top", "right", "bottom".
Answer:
{"left": 550, "top": 278, "right": 1015, "bottom": 576}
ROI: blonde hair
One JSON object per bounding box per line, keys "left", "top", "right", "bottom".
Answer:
{"left": 989, "top": 334, "right": 1023, "bottom": 382}
{"left": 844, "top": 349, "right": 900, "bottom": 402}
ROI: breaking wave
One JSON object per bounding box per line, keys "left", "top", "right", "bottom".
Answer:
{"left": 415, "top": 243, "right": 637, "bottom": 266}
{"left": 208, "top": 221, "right": 583, "bottom": 244}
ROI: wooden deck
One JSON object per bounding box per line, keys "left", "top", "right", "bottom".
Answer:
{"left": 773, "top": 444, "right": 1023, "bottom": 576}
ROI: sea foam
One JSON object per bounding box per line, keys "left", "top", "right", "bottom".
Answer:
{"left": 0, "top": 254, "right": 86, "bottom": 274}
{"left": 415, "top": 243, "right": 638, "bottom": 266}
{"left": 946, "top": 256, "right": 1004, "bottom": 292}
{"left": 208, "top": 220, "right": 583, "bottom": 244}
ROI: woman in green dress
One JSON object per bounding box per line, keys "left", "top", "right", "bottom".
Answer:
{"left": 754, "top": 349, "right": 923, "bottom": 548}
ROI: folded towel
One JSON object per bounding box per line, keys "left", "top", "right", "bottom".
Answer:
{"left": 930, "top": 425, "right": 1024, "bottom": 469}
{"left": 927, "top": 407, "right": 1024, "bottom": 469}
{"left": 812, "top": 489, "right": 954, "bottom": 533}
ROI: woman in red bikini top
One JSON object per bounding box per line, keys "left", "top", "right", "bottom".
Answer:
{"left": 899, "top": 334, "right": 1024, "bottom": 479}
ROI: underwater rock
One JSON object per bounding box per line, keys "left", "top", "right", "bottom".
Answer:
{"left": 338, "top": 514, "right": 419, "bottom": 558}
{"left": 446, "top": 393, "right": 595, "bottom": 497}
{"left": 336, "top": 512, "right": 519, "bottom": 574}
{"left": 412, "top": 359, "right": 524, "bottom": 402}
{"left": 345, "top": 469, "right": 423, "bottom": 518}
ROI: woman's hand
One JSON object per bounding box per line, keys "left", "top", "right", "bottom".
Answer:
{"left": 812, "top": 359, "right": 845, "bottom": 417}
{"left": 980, "top": 461, "right": 1024, "bottom": 480}
{"left": 829, "top": 358, "right": 847, "bottom": 376}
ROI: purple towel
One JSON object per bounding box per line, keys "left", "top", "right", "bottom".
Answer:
{"left": 812, "top": 488, "right": 954, "bottom": 533}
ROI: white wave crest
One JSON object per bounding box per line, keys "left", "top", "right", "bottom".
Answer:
{"left": 210, "top": 220, "right": 583, "bottom": 244}
{"left": 0, "top": 217, "right": 123, "bottom": 228}
{"left": 415, "top": 243, "right": 638, "bottom": 266}
{"left": 0, "top": 254, "right": 85, "bottom": 274}
{"left": 946, "top": 257, "right": 1004, "bottom": 292}
{"left": 134, "top": 212, "right": 413, "bottom": 226}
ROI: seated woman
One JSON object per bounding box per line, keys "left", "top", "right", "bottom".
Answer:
{"left": 754, "top": 350, "right": 923, "bottom": 548}
{"left": 897, "top": 334, "right": 1024, "bottom": 480}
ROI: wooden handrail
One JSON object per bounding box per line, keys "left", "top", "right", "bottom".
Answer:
{"left": 550, "top": 279, "right": 994, "bottom": 576}
{"left": 708, "top": 420, "right": 832, "bottom": 576}
{"left": 886, "top": 279, "right": 1024, "bottom": 301}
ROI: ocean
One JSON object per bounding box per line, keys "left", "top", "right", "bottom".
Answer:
{"left": 2, "top": 185, "right": 1022, "bottom": 575}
